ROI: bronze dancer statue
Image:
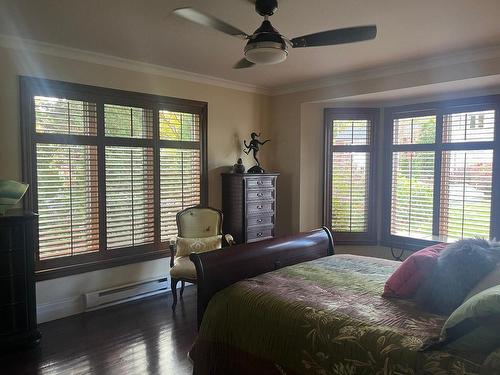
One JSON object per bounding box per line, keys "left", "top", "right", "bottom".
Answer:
{"left": 243, "top": 132, "right": 270, "bottom": 173}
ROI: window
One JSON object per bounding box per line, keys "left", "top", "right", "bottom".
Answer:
{"left": 390, "top": 114, "right": 437, "bottom": 238}
{"left": 384, "top": 98, "right": 500, "bottom": 247}
{"left": 324, "top": 109, "right": 378, "bottom": 244}
{"left": 21, "top": 77, "right": 207, "bottom": 279}
{"left": 440, "top": 150, "right": 493, "bottom": 238}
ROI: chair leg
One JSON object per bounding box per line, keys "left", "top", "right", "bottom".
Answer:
{"left": 180, "top": 280, "right": 185, "bottom": 297}
{"left": 171, "top": 278, "right": 179, "bottom": 310}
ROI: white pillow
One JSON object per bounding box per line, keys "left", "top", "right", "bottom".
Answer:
{"left": 176, "top": 235, "right": 222, "bottom": 257}
{"left": 464, "top": 264, "right": 500, "bottom": 301}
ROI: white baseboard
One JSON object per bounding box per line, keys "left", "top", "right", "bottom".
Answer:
{"left": 85, "top": 288, "right": 169, "bottom": 312}
{"left": 36, "top": 283, "right": 193, "bottom": 323}
{"left": 37, "top": 296, "right": 84, "bottom": 323}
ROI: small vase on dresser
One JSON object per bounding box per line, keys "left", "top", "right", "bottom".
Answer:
{"left": 0, "top": 210, "right": 40, "bottom": 349}
{"left": 221, "top": 173, "right": 279, "bottom": 244}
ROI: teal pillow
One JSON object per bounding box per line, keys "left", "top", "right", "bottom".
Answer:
{"left": 440, "top": 284, "right": 500, "bottom": 353}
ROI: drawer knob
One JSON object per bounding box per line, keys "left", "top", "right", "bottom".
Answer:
{"left": 257, "top": 232, "right": 263, "bottom": 237}
{"left": 256, "top": 218, "right": 263, "bottom": 223}
{"left": 257, "top": 192, "right": 263, "bottom": 197}
{"left": 257, "top": 205, "right": 263, "bottom": 209}
{"left": 257, "top": 180, "right": 263, "bottom": 185}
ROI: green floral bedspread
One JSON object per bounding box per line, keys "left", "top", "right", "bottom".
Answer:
{"left": 191, "top": 254, "right": 496, "bottom": 375}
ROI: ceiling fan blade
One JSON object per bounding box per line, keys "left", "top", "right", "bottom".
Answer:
{"left": 291, "top": 25, "right": 377, "bottom": 48}
{"left": 173, "top": 8, "right": 249, "bottom": 39}
{"left": 234, "top": 58, "right": 255, "bottom": 69}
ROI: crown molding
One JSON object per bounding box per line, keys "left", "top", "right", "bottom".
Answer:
{"left": 270, "top": 43, "right": 500, "bottom": 96}
{"left": 0, "top": 34, "right": 271, "bottom": 96}
{"left": 3, "top": 34, "right": 500, "bottom": 98}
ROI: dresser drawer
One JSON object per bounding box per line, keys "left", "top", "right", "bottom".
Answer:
{"left": 246, "top": 188, "right": 275, "bottom": 202}
{"left": 246, "top": 177, "right": 275, "bottom": 189}
{"left": 247, "top": 215, "right": 274, "bottom": 228}
{"left": 247, "top": 227, "right": 274, "bottom": 243}
{"left": 247, "top": 201, "right": 274, "bottom": 214}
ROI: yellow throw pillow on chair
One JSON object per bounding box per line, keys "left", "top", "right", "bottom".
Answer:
{"left": 176, "top": 235, "right": 222, "bottom": 257}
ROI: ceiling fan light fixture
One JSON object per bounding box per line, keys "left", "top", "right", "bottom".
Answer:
{"left": 244, "top": 41, "right": 288, "bottom": 65}
{"left": 172, "top": 2, "right": 377, "bottom": 69}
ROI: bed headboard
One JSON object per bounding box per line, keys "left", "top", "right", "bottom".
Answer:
{"left": 189, "top": 227, "right": 334, "bottom": 327}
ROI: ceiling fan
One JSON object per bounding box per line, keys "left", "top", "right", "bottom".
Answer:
{"left": 173, "top": 0, "right": 377, "bottom": 69}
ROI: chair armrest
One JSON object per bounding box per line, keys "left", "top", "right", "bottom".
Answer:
{"left": 169, "top": 239, "right": 177, "bottom": 268}
{"left": 223, "top": 233, "right": 236, "bottom": 247}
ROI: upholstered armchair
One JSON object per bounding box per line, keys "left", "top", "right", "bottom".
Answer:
{"left": 169, "top": 206, "right": 234, "bottom": 310}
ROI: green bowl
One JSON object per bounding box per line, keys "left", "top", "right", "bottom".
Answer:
{"left": 0, "top": 180, "right": 29, "bottom": 215}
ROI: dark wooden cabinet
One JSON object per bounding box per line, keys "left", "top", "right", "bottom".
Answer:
{"left": 221, "top": 173, "right": 278, "bottom": 244}
{"left": 0, "top": 210, "right": 40, "bottom": 349}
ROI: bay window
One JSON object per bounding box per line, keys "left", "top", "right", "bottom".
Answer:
{"left": 325, "top": 96, "right": 499, "bottom": 248}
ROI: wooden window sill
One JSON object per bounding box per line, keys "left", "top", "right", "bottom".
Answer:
{"left": 35, "top": 249, "right": 170, "bottom": 281}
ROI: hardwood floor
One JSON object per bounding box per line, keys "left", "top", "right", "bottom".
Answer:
{"left": 1, "top": 287, "right": 197, "bottom": 375}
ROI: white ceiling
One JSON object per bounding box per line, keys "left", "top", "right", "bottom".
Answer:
{"left": 2, "top": 0, "right": 500, "bottom": 90}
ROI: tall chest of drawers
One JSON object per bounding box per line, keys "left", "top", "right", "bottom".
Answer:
{"left": 0, "top": 210, "right": 40, "bottom": 348}
{"left": 221, "top": 173, "right": 279, "bottom": 244}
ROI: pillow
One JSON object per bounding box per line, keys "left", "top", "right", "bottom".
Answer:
{"left": 176, "top": 235, "right": 222, "bottom": 257}
{"left": 464, "top": 264, "right": 500, "bottom": 302}
{"left": 437, "top": 285, "right": 500, "bottom": 353}
{"left": 416, "top": 239, "right": 500, "bottom": 315}
{"left": 482, "top": 347, "right": 500, "bottom": 374}
{"left": 383, "top": 243, "right": 446, "bottom": 298}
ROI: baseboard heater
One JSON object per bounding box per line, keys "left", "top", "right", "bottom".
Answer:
{"left": 84, "top": 277, "right": 170, "bottom": 311}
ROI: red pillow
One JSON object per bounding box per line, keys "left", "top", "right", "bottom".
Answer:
{"left": 383, "top": 243, "right": 447, "bottom": 298}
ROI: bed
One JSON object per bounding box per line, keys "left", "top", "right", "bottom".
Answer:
{"left": 188, "top": 228, "right": 498, "bottom": 374}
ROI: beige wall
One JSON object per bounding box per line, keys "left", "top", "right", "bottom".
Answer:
{"left": 0, "top": 45, "right": 270, "bottom": 320}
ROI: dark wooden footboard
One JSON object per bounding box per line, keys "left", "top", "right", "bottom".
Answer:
{"left": 189, "top": 227, "right": 334, "bottom": 327}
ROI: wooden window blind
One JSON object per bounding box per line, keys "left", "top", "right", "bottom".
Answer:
{"left": 332, "top": 119, "right": 370, "bottom": 145}
{"left": 104, "top": 104, "right": 153, "bottom": 139}
{"left": 160, "top": 148, "right": 201, "bottom": 242}
{"left": 331, "top": 152, "right": 370, "bottom": 232}
{"left": 159, "top": 110, "right": 200, "bottom": 141}
{"left": 385, "top": 98, "right": 499, "bottom": 247}
{"left": 21, "top": 77, "right": 207, "bottom": 279}
{"left": 36, "top": 143, "right": 99, "bottom": 259}
{"left": 393, "top": 115, "right": 436, "bottom": 144}
{"left": 439, "top": 150, "right": 493, "bottom": 239}
{"left": 105, "top": 146, "right": 155, "bottom": 249}
{"left": 324, "top": 109, "right": 378, "bottom": 244}
{"left": 391, "top": 151, "right": 435, "bottom": 237}
{"left": 443, "top": 110, "right": 495, "bottom": 143}
{"left": 35, "top": 96, "right": 97, "bottom": 136}
{"left": 159, "top": 109, "right": 202, "bottom": 242}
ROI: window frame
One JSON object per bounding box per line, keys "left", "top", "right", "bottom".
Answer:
{"left": 20, "top": 76, "right": 208, "bottom": 280}
{"left": 382, "top": 95, "right": 500, "bottom": 250}
{"left": 323, "top": 108, "right": 379, "bottom": 245}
